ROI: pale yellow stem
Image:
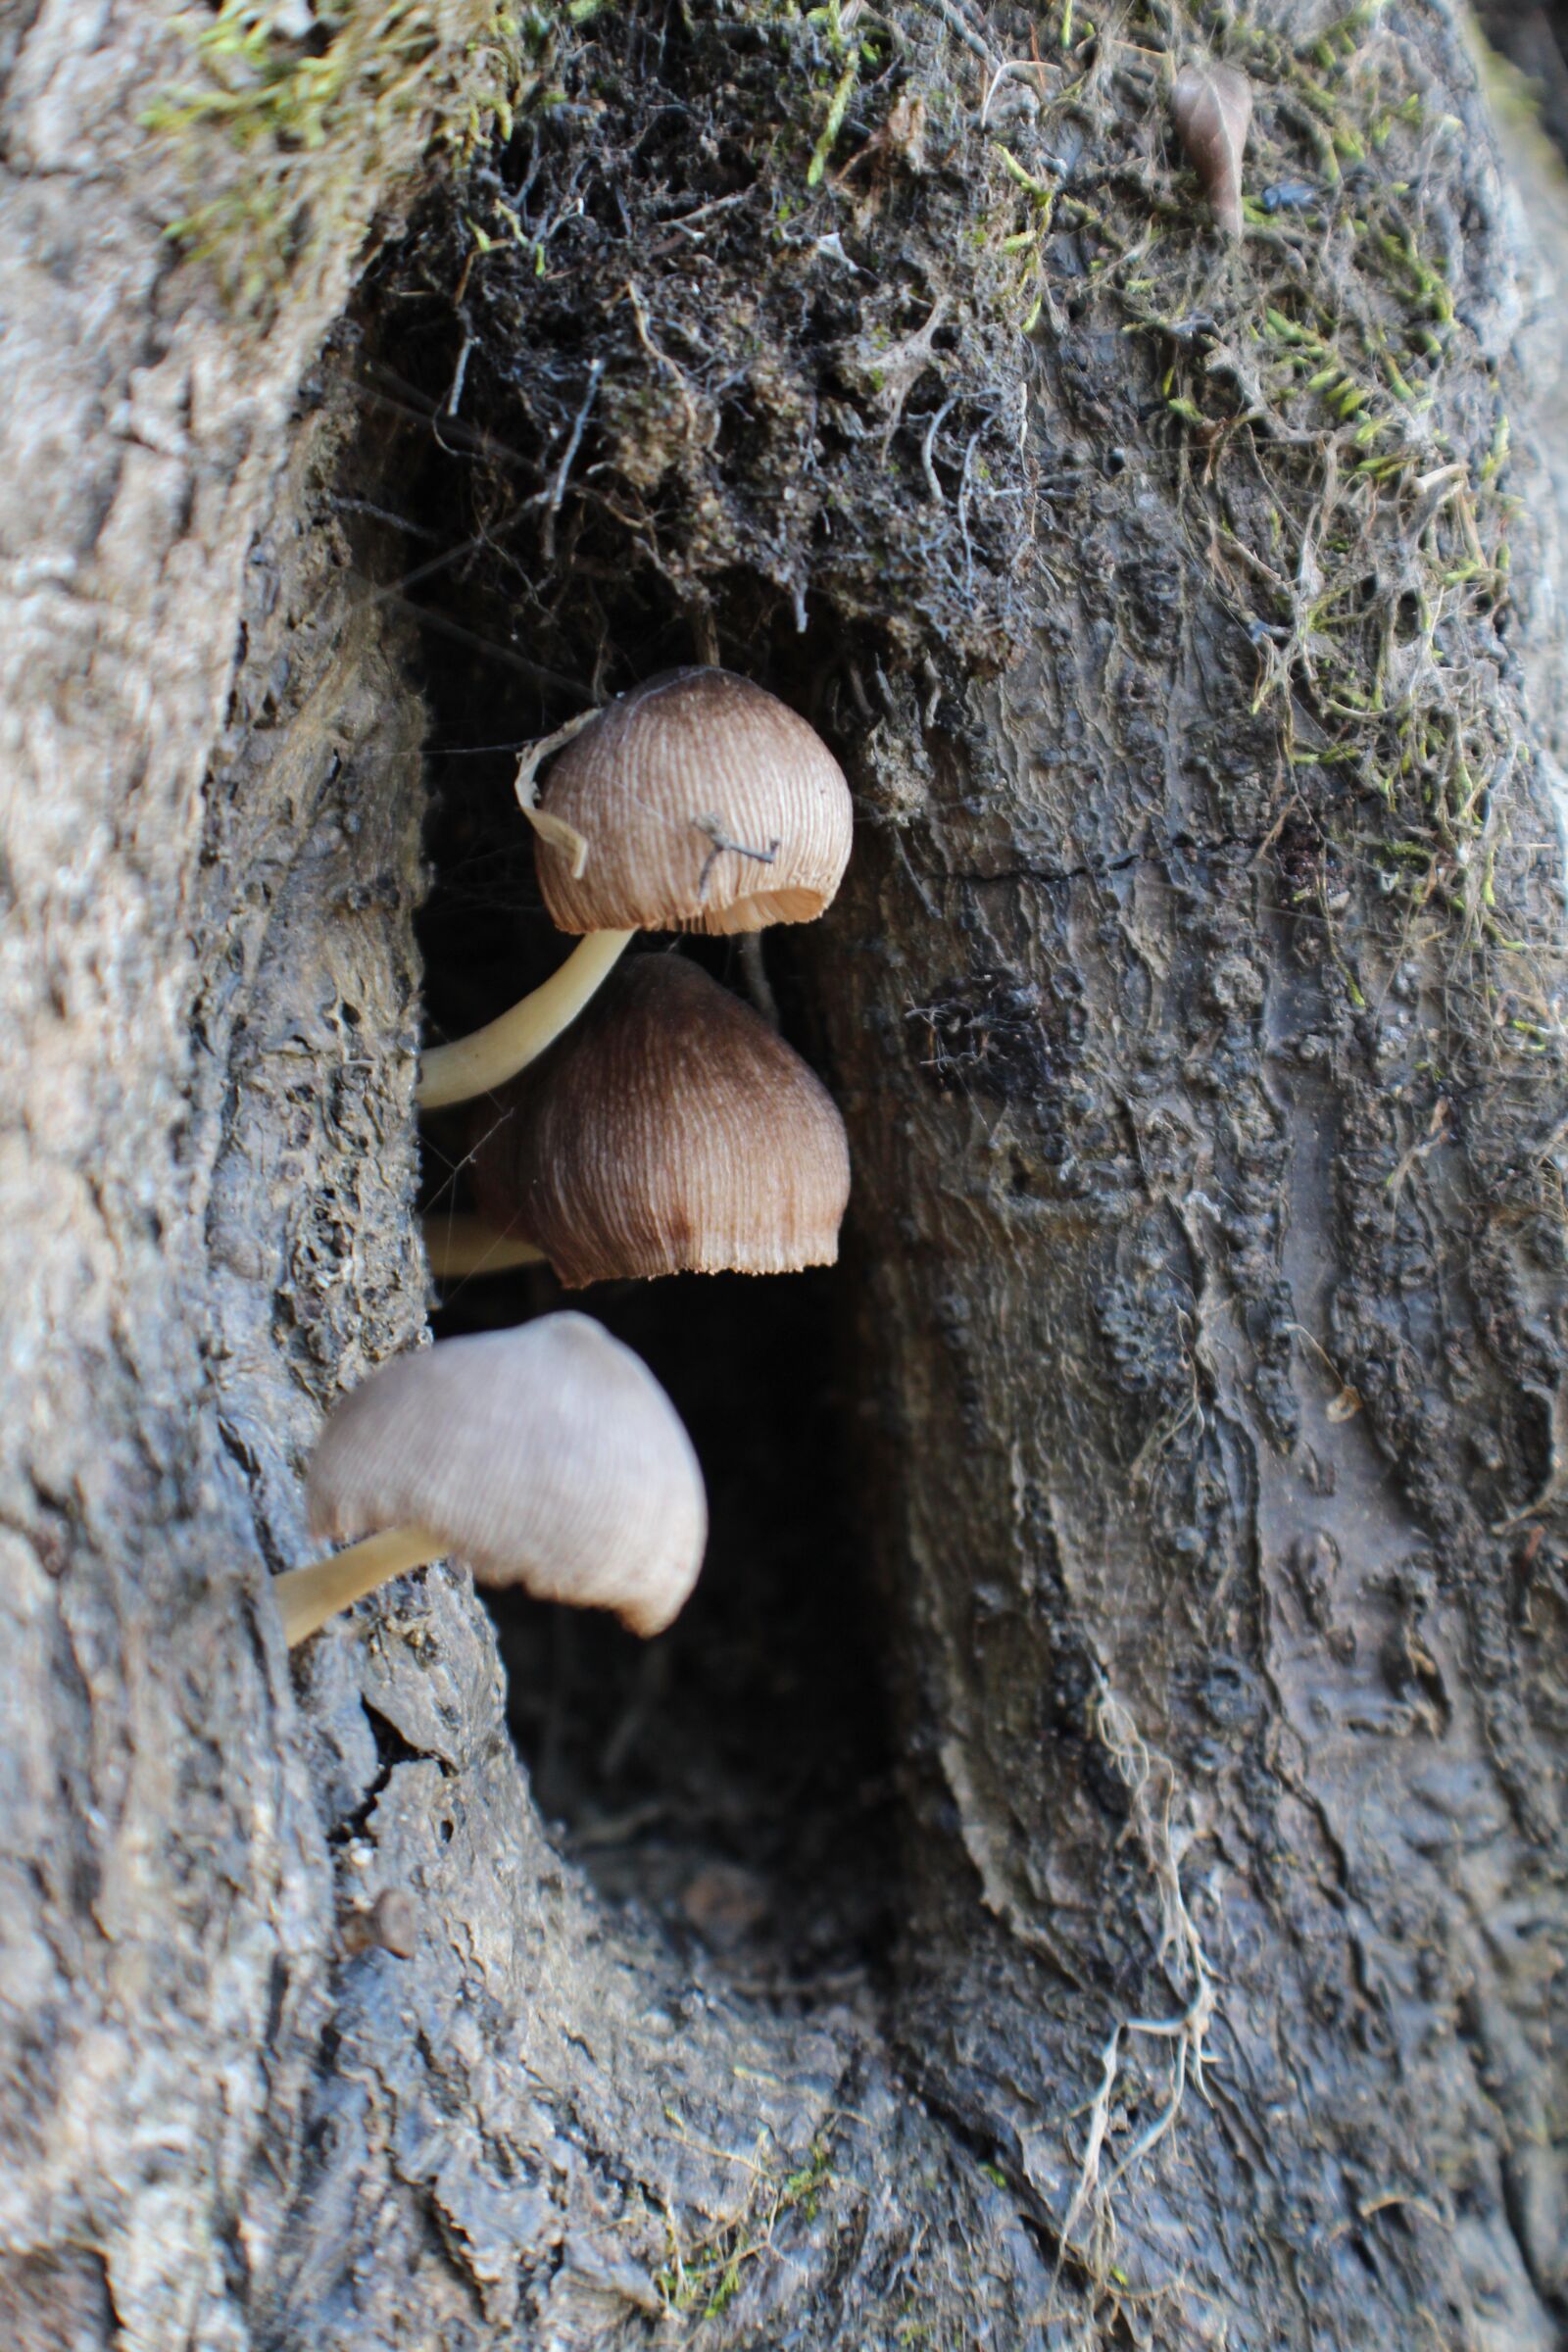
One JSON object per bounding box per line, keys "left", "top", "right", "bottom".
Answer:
{"left": 424, "top": 1213, "right": 546, "bottom": 1279}
{"left": 273, "top": 1524, "right": 447, "bottom": 1648}
{"left": 416, "top": 929, "right": 632, "bottom": 1110}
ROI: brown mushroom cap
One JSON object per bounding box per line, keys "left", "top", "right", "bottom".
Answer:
{"left": 306, "top": 1315, "right": 706, "bottom": 1637}
{"left": 471, "top": 954, "right": 852, "bottom": 1287}
{"left": 532, "top": 668, "right": 852, "bottom": 936}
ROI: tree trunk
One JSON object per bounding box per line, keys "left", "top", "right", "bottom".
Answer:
{"left": 2, "top": 3, "right": 1564, "bottom": 2349}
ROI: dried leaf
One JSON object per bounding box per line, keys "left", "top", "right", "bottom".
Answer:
{"left": 1171, "top": 62, "right": 1252, "bottom": 241}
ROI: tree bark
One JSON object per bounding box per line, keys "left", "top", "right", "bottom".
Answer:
{"left": 1, "top": 3, "right": 1564, "bottom": 2350}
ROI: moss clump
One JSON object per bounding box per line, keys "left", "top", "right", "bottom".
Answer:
{"left": 654, "top": 2134, "right": 837, "bottom": 2323}
{"left": 146, "top": 0, "right": 526, "bottom": 313}
{"left": 986, "top": 0, "right": 1555, "bottom": 1069}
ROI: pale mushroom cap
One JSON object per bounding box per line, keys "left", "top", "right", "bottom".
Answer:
{"left": 306, "top": 1316, "right": 707, "bottom": 1637}
{"left": 472, "top": 954, "right": 852, "bottom": 1288}
{"left": 534, "top": 668, "right": 853, "bottom": 936}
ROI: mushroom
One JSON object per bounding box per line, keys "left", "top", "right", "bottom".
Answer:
{"left": 416, "top": 669, "right": 852, "bottom": 1111}
{"left": 271, "top": 1314, "right": 707, "bottom": 1646}
{"left": 469, "top": 953, "right": 851, "bottom": 1288}
{"left": 1171, "top": 61, "right": 1252, "bottom": 240}
{"left": 529, "top": 666, "right": 853, "bottom": 936}
{"left": 417, "top": 929, "right": 633, "bottom": 1113}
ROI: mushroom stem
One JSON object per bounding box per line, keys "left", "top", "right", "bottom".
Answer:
{"left": 416, "top": 929, "right": 633, "bottom": 1110}
{"left": 424, "top": 1213, "right": 546, "bottom": 1279}
{"left": 274, "top": 1524, "right": 447, "bottom": 1648}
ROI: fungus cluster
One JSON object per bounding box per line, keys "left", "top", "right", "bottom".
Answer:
{"left": 280, "top": 669, "right": 854, "bottom": 1648}
{"left": 416, "top": 667, "right": 852, "bottom": 1108}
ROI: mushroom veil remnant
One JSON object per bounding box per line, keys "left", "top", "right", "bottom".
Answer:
{"left": 271, "top": 1316, "right": 707, "bottom": 1646}
{"left": 470, "top": 953, "right": 852, "bottom": 1287}
{"left": 416, "top": 668, "right": 853, "bottom": 1110}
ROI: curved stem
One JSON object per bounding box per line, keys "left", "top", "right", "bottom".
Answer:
{"left": 423, "top": 1212, "right": 546, "bottom": 1279}
{"left": 273, "top": 1524, "right": 447, "bottom": 1648}
{"left": 416, "top": 929, "right": 633, "bottom": 1111}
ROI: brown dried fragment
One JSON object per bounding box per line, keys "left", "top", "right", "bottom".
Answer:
{"left": 342, "top": 1887, "right": 420, "bottom": 1959}
{"left": 1171, "top": 62, "right": 1252, "bottom": 240}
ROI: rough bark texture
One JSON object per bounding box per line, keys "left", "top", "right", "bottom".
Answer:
{"left": 1, "top": 3, "right": 1565, "bottom": 2350}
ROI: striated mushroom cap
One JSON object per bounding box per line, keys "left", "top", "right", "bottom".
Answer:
{"left": 307, "top": 1315, "right": 707, "bottom": 1637}
{"left": 472, "top": 954, "right": 852, "bottom": 1288}
{"left": 533, "top": 667, "right": 852, "bottom": 936}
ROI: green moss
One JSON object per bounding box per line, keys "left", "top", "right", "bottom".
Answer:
{"left": 146, "top": 0, "right": 525, "bottom": 313}
{"left": 807, "top": 54, "right": 858, "bottom": 185}
{"left": 654, "top": 2133, "right": 838, "bottom": 2322}
{"left": 985, "top": 0, "right": 1541, "bottom": 1040}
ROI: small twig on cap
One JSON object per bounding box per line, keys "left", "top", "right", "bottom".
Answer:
{"left": 694, "top": 814, "right": 780, "bottom": 902}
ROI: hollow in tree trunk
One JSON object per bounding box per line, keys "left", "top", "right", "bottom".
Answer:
{"left": 0, "top": 4, "right": 1564, "bottom": 2348}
